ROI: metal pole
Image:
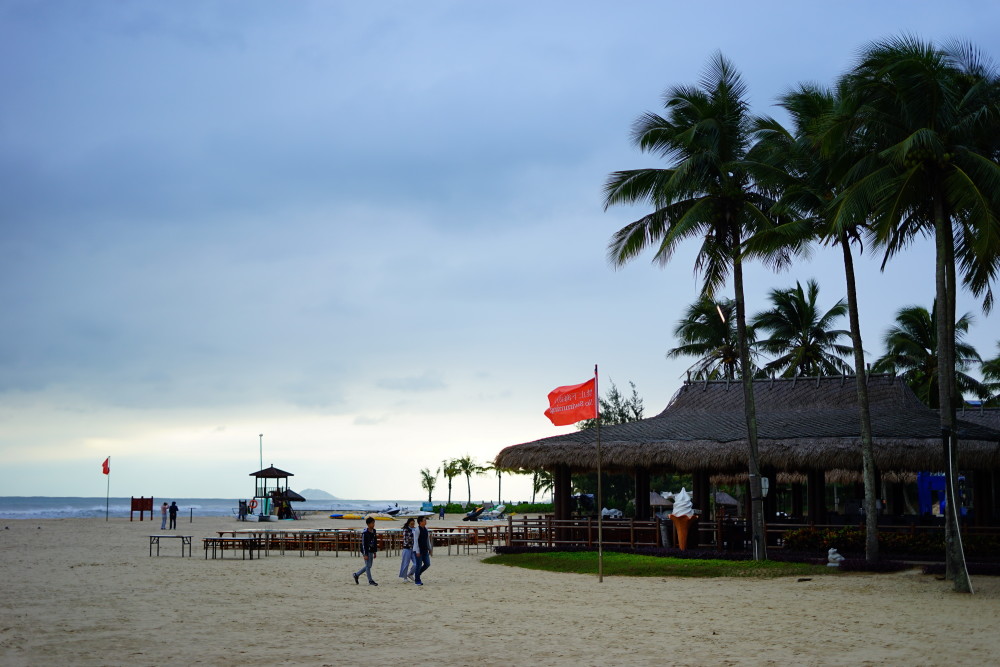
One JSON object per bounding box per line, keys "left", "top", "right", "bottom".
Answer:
{"left": 595, "top": 364, "right": 603, "bottom": 583}
{"left": 944, "top": 427, "right": 973, "bottom": 593}
{"left": 259, "top": 433, "right": 263, "bottom": 471}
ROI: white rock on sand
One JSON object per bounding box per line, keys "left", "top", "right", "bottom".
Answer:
{"left": 2, "top": 514, "right": 999, "bottom": 666}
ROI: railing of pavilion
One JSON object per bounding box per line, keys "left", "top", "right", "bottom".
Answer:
{"left": 502, "top": 515, "right": 1000, "bottom": 552}
{"left": 505, "top": 515, "right": 664, "bottom": 549}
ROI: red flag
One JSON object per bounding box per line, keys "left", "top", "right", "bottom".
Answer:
{"left": 544, "top": 378, "right": 597, "bottom": 426}
{"left": 102, "top": 457, "right": 110, "bottom": 475}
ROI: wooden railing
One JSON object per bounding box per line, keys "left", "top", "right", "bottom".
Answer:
{"left": 505, "top": 515, "right": 664, "bottom": 549}
{"left": 504, "top": 515, "right": 1000, "bottom": 551}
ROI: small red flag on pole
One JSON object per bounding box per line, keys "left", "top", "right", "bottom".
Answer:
{"left": 102, "top": 457, "right": 111, "bottom": 521}
{"left": 544, "top": 377, "right": 598, "bottom": 426}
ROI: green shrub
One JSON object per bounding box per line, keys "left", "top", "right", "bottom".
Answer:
{"left": 781, "top": 526, "right": 959, "bottom": 556}
{"left": 509, "top": 502, "right": 554, "bottom": 514}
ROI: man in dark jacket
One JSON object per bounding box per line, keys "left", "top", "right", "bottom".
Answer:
{"left": 353, "top": 516, "right": 379, "bottom": 586}
{"left": 413, "top": 515, "right": 432, "bottom": 586}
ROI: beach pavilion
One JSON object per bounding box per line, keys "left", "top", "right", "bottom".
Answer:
{"left": 494, "top": 374, "right": 1000, "bottom": 533}
{"left": 249, "top": 464, "right": 295, "bottom": 516}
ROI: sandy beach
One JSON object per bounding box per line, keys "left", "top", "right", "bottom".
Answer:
{"left": 2, "top": 514, "right": 999, "bottom": 666}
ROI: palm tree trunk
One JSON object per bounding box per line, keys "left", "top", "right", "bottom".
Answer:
{"left": 936, "top": 202, "right": 971, "bottom": 592}
{"left": 841, "top": 235, "right": 879, "bottom": 562}
{"left": 732, "top": 239, "right": 766, "bottom": 560}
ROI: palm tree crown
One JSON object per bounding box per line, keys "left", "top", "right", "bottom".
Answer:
{"left": 668, "top": 297, "right": 752, "bottom": 380}
{"left": 604, "top": 52, "right": 783, "bottom": 293}
{"left": 751, "top": 279, "right": 853, "bottom": 377}
{"left": 871, "top": 303, "right": 985, "bottom": 407}
{"left": 834, "top": 36, "right": 1000, "bottom": 299}
{"left": 982, "top": 342, "right": 1000, "bottom": 405}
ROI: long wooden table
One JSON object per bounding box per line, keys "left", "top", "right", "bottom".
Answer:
{"left": 202, "top": 536, "right": 261, "bottom": 560}
{"left": 149, "top": 535, "right": 193, "bottom": 557}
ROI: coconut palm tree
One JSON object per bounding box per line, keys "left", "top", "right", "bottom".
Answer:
{"left": 831, "top": 36, "right": 1000, "bottom": 592}
{"left": 603, "top": 53, "right": 782, "bottom": 559}
{"left": 454, "top": 455, "right": 484, "bottom": 507}
{"left": 668, "top": 297, "right": 754, "bottom": 380}
{"left": 532, "top": 469, "right": 554, "bottom": 504}
{"left": 748, "top": 82, "right": 882, "bottom": 561}
{"left": 982, "top": 343, "right": 1000, "bottom": 405}
{"left": 751, "top": 279, "right": 853, "bottom": 378}
{"left": 871, "top": 303, "right": 986, "bottom": 407}
{"left": 441, "top": 459, "right": 461, "bottom": 506}
{"left": 419, "top": 467, "right": 438, "bottom": 504}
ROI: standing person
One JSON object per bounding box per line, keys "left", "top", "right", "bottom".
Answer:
{"left": 439, "top": 505, "right": 445, "bottom": 520}
{"left": 353, "top": 516, "right": 379, "bottom": 586}
{"left": 160, "top": 502, "right": 169, "bottom": 530}
{"left": 399, "top": 518, "right": 416, "bottom": 583}
{"left": 412, "top": 515, "right": 432, "bottom": 586}
{"left": 168, "top": 501, "right": 178, "bottom": 530}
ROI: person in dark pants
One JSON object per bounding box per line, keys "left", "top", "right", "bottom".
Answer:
{"left": 353, "top": 517, "right": 379, "bottom": 586}
{"left": 413, "top": 515, "right": 432, "bottom": 586}
{"left": 399, "top": 518, "right": 416, "bottom": 582}
{"left": 168, "top": 501, "right": 179, "bottom": 529}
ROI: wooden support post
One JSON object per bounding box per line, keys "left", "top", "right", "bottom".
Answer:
{"left": 634, "top": 468, "right": 651, "bottom": 520}
{"left": 808, "top": 470, "right": 827, "bottom": 525}
{"left": 692, "top": 470, "right": 710, "bottom": 548}
{"left": 972, "top": 471, "right": 993, "bottom": 526}
{"left": 791, "top": 482, "right": 804, "bottom": 519}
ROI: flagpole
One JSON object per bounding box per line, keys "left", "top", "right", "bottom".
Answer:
{"left": 595, "top": 364, "right": 603, "bottom": 584}
{"left": 105, "top": 456, "right": 110, "bottom": 521}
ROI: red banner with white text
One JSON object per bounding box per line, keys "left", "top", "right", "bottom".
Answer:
{"left": 544, "top": 378, "right": 598, "bottom": 426}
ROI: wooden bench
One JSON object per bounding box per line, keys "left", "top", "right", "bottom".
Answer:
{"left": 149, "top": 535, "right": 193, "bottom": 557}
{"left": 203, "top": 536, "right": 261, "bottom": 560}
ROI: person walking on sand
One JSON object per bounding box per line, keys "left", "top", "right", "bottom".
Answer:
{"left": 399, "top": 518, "right": 416, "bottom": 583}
{"left": 353, "top": 516, "right": 379, "bottom": 586}
{"left": 412, "top": 515, "right": 432, "bottom": 586}
{"left": 160, "top": 502, "right": 169, "bottom": 530}
{"left": 168, "top": 501, "right": 178, "bottom": 530}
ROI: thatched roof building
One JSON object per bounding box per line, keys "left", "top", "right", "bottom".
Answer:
{"left": 494, "top": 375, "right": 1000, "bottom": 475}
{"left": 958, "top": 406, "right": 1000, "bottom": 432}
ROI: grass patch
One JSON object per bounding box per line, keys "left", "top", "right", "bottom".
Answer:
{"left": 483, "top": 550, "right": 835, "bottom": 578}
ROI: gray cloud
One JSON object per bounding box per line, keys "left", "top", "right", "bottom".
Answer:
{"left": 2, "top": 1, "right": 999, "bottom": 497}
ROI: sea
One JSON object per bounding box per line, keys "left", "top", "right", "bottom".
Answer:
{"left": 0, "top": 497, "right": 427, "bottom": 520}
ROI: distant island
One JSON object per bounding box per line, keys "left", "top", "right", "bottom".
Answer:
{"left": 299, "top": 488, "right": 338, "bottom": 500}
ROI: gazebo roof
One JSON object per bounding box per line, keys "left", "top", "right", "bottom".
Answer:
{"left": 250, "top": 465, "right": 294, "bottom": 478}
{"left": 271, "top": 489, "right": 306, "bottom": 502}
{"left": 494, "top": 375, "right": 1000, "bottom": 474}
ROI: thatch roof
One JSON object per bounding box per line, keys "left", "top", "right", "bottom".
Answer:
{"left": 494, "top": 375, "right": 1000, "bottom": 474}
{"left": 957, "top": 406, "right": 1000, "bottom": 431}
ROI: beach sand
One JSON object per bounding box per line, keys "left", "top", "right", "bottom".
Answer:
{"left": 2, "top": 514, "right": 999, "bottom": 666}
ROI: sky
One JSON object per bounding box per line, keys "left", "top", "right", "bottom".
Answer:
{"left": 3, "top": 1, "right": 1000, "bottom": 504}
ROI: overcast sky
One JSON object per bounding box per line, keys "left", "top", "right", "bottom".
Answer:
{"left": 3, "top": 1, "right": 1000, "bottom": 503}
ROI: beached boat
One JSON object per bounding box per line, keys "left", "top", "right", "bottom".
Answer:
{"left": 329, "top": 512, "right": 395, "bottom": 520}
